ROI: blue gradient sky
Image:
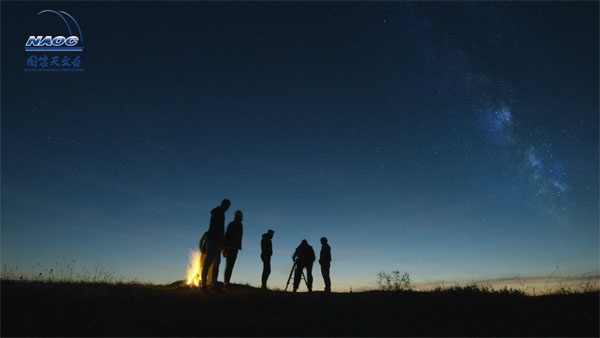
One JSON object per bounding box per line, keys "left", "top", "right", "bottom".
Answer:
{"left": 1, "top": 2, "right": 598, "bottom": 291}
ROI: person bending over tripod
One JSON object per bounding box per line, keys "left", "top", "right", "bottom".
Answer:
{"left": 292, "top": 239, "right": 315, "bottom": 292}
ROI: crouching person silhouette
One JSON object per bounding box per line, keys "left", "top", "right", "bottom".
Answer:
{"left": 199, "top": 231, "right": 215, "bottom": 285}
{"left": 293, "top": 239, "right": 315, "bottom": 292}
{"left": 201, "top": 199, "right": 230, "bottom": 290}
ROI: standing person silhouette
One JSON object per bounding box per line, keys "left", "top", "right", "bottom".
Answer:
{"left": 319, "top": 237, "right": 332, "bottom": 292}
{"left": 223, "top": 210, "right": 243, "bottom": 289}
{"left": 260, "top": 229, "right": 274, "bottom": 289}
{"left": 293, "top": 239, "right": 315, "bottom": 292}
{"left": 201, "top": 199, "right": 230, "bottom": 290}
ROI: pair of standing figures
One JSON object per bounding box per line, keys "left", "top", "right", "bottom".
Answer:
{"left": 200, "top": 199, "right": 241, "bottom": 289}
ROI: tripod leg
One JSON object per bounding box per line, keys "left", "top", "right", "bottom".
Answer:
{"left": 284, "top": 262, "right": 296, "bottom": 291}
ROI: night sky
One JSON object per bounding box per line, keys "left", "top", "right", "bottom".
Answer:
{"left": 1, "top": 2, "right": 598, "bottom": 291}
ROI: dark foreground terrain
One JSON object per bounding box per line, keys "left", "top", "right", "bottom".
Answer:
{"left": 2, "top": 280, "right": 598, "bottom": 336}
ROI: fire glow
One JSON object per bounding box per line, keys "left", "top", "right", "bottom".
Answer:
{"left": 186, "top": 249, "right": 202, "bottom": 287}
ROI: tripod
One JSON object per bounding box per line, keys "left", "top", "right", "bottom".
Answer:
{"left": 284, "top": 260, "right": 308, "bottom": 291}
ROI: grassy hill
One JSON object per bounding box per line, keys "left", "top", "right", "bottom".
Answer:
{"left": 2, "top": 279, "right": 598, "bottom": 336}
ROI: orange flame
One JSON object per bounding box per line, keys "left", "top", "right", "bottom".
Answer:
{"left": 186, "top": 249, "right": 202, "bottom": 287}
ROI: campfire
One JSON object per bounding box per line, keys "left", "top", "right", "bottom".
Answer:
{"left": 186, "top": 249, "right": 202, "bottom": 287}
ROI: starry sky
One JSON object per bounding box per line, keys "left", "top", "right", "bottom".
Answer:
{"left": 1, "top": 2, "right": 598, "bottom": 291}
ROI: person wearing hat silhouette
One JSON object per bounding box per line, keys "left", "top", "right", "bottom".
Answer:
{"left": 260, "top": 229, "right": 274, "bottom": 289}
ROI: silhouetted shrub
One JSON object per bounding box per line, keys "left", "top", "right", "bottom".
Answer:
{"left": 376, "top": 271, "right": 412, "bottom": 291}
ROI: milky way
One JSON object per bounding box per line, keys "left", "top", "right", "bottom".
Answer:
{"left": 480, "top": 105, "right": 569, "bottom": 202}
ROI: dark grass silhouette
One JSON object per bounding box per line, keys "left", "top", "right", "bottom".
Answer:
{"left": 2, "top": 279, "right": 598, "bottom": 336}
